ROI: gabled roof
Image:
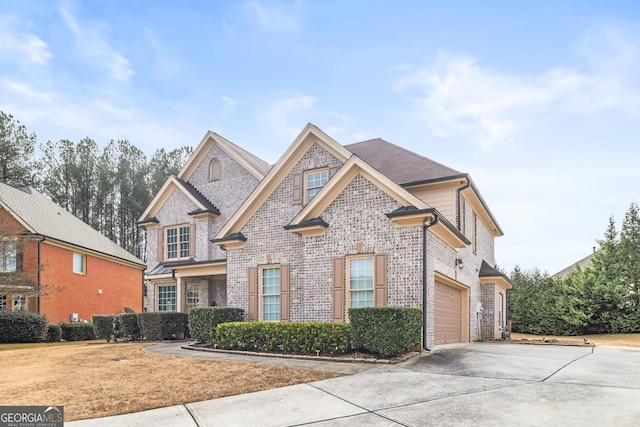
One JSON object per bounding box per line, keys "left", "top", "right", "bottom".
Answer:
{"left": 179, "top": 131, "right": 271, "bottom": 181}
{"left": 0, "top": 183, "right": 144, "bottom": 267}
{"left": 345, "top": 138, "right": 461, "bottom": 185}
{"left": 139, "top": 176, "right": 220, "bottom": 223}
{"left": 552, "top": 253, "right": 594, "bottom": 279}
{"left": 479, "top": 260, "right": 513, "bottom": 289}
{"left": 215, "top": 123, "right": 352, "bottom": 239}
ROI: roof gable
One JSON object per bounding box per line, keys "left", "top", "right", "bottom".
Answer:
{"left": 138, "top": 176, "right": 219, "bottom": 222}
{"left": 0, "top": 183, "right": 144, "bottom": 266}
{"left": 289, "top": 155, "right": 430, "bottom": 224}
{"left": 215, "top": 123, "right": 352, "bottom": 239}
{"left": 179, "top": 131, "right": 271, "bottom": 181}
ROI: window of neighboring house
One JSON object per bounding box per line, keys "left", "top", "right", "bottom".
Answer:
{"left": 0, "top": 295, "right": 6, "bottom": 311}
{"left": 209, "top": 158, "right": 221, "bottom": 181}
{"left": 186, "top": 284, "right": 199, "bottom": 309}
{"left": 304, "top": 169, "right": 329, "bottom": 203}
{"left": 13, "top": 295, "right": 26, "bottom": 312}
{"left": 157, "top": 285, "right": 176, "bottom": 312}
{"left": 73, "top": 253, "right": 86, "bottom": 274}
{"left": 260, "top": 266, "right": 280, "bottom": 321}
{"left": 1, "top": 240, "right": 16, "bottom": 272}
{"left": 166, "top": 225, "right": 190, "bottom": 260}
{"left": 347, "top": 256, "right": 374, "bottom": 309}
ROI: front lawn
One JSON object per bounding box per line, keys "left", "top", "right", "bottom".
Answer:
{"left": 0, "top": 341, "right": 341, "bottom": 421}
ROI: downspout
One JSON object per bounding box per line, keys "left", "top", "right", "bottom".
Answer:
{"left": 36, "top": 235, "right": 46, "bottom": 315}
{"left": 456, "top": 175, "right": 471, "bottom": 230}
{"left": 422, "top": 214, "right": 438, "bottom": 352}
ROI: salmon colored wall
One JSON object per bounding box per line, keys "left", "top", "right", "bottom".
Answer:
{"left": 1, "top": 207, "right": 143, "bottom": 323}
{"left": 39, "top": 243, "right": 143, "bottom": 323}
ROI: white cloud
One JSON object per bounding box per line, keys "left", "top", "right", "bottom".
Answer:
{"left": 395, "top": 25, "right": 640, "bottom": 150}
{"left": 245, "top": 0, "right": 301, "bottom": 33}
{"left": 260, "top": 91, "right": 315, "bottom": 138}
{"left": 0, "top": 15, "right": 52, "bottom": 65}
{"left": 60, "top": 7, "right": 133, "bottom": 82}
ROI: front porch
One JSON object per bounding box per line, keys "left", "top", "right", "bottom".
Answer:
{"left": 146, "top": 260, "right": 227, "bottom": 312}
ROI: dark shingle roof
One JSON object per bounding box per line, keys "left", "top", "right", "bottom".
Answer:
{"left": 174, "top": 177, "right": 220, "bottom": 215}
{"left": 344, "top": 138, "right": 462, "bottom": 185}
{"left": 0, "top": 183, "right": 144, "bottom": 266}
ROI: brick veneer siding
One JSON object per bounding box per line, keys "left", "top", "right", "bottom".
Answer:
{"left": 143, "top": 144, "right": 261, "bottom": 311}
{"left": 39, "top": 243, "right": 143, "bottom": 323}
{"left": 225, "top": 141, "right": 485, "bottom": 350}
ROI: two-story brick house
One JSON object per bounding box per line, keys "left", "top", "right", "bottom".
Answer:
{"left": 0, "top": 183, "right": 146, "bottom": 323}
{"left": 139, "top": 124, "right": 511, "bottom": 347}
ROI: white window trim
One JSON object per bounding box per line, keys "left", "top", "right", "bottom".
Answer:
{"left": 73, "top": 252, "right": 87, "bottom": 275}
{"left": 0, "top": 238, "right": 17, "bottom": 272}
{"left": 303, "top": 168, "right": 329, "bottom": 204}
{"left": 157, "top": 284, "right": 177, "bottom": 312}
{"left": 13, "top": 295, "right": 26, "bottom": 312}
{"left": 259, "top": 264, "right": 281, "bottom": 322}
{"left": 0, "top": 294, "right": 6, "bottom": 312}
{"left": 165, "top": 224, "right": 190, "bottom": 260}
{"left": 345, "top": 254, "right": 375, "bottom": 320}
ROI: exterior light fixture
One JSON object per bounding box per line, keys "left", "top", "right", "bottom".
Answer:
{"left": 455, "top": 258, "right": 464, "bottom": 270}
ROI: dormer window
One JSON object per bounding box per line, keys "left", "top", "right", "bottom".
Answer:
{"left": 304, "top": 169, "right": 328, "bottom": 203}
{"left": 209, "top": 158, "right": 221, "bottom": 181}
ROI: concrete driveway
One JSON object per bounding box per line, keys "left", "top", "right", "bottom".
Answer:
{"left": 68, "top": 342, "right": 640, "bottom": 427}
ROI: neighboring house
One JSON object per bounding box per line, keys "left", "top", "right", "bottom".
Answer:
{"left": 552, "top": 252, "right": 595, "bottom": 280}
{"left": 139, "top": 124, "right": 512, "bottom": 346}
{"left": 0, "top": 183, "right": 146, "bottom": 323}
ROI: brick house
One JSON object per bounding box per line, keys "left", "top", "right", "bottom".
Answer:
{"left": 0, "top": 183, "right": 146, "bottom": 323}
{"left": 139, "top": 124, "right": 511, "bottom": 347}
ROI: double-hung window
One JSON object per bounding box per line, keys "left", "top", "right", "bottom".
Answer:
{"left": 260, "top": 266, "right": 280, "bottom": 321}
{"left": 157, "top": 285, "right": 177, "bottom": 312}
{"left": 166, "top": 225, "right": 190, "bottom": 260}
{"left": 1, "top": 240, "right": 16, "bottom": 272}
{"left": 348, "top": 256, "right": 374, "bottom": 309}
{"left": 0, "top": 295, "right": 6, "bottom": 311}
{"left": 304, "top": 169, "right": 328, "bottom": 203}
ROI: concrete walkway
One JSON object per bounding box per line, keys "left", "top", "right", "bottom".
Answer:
{"left": 67, "top": 342, "right": 640, "bottom": 426}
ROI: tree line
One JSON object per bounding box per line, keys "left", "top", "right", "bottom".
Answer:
{"left": 509, "top": 202, "right": 640, "bottom": 335}
{"left": 0, "top": 111, "right": 192, "bottom": 259}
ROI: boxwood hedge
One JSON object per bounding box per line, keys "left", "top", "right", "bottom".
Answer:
{"left": 349, "top": 307, "right": 422, "bottom": 357}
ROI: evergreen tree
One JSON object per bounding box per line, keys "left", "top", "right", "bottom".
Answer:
{"left": 0, "top": 111, "right": 38, "bottom": 186}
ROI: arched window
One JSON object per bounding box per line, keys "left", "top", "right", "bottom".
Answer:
{"left": 209, "top": 158, "right": 221, "bottom": 181}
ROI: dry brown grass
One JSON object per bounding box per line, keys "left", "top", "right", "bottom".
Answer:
{"left": 0, "top": 341, "right": 342, "bottom": 421}
{"left": 511, "top": 332, "right": 640, "bottom": 347}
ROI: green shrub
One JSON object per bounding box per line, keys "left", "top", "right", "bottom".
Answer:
{"left": 215, "top": 322, "right": 351, "bottom": 355}
{"left": 46, "top": 324, "right": 62, "bottom": 342}
{"left": 117, "top": 313, "right": 141, "bottom": 341}
{"left": 92, "top": 315, "right": 115, "bottom": 341}
{"left": 138, "top": 312, "right": 189, "bottom": 341}
{"left": 60, "top": 322, "right": 96, "bottom": 341}
{"left": 189, "top": 307, "right": 244, "bottom": 343}
{"left": 0, "top": 312, "right": 48, "bottom": 343}
{"left": 349, "top": 307, "right": 422, "bottom": 358}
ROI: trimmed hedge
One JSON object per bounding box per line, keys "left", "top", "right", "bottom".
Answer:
{"left": 349, "top": 307, "right": 422, "bottom": 358}
{"left": 60, "top": 322, "right": 96, "bottom": 341}
{"left": 92, "top": 315, "right": 115, "bottom": 341}
{"left": 118, "top": 313, "right": 141, "bottom": 341}
{"left": 215, "top": 322, "right": 351, "bottom": 355}
{"left": 46, "top": 324, "right": 62, "bottom": 342}
{"left": 189, "top": 307, "right": 244, "bottom": 343}
{"left": 0, "top": 312, "right": 47, "bottom": 343}
{"left": 138, "top": 312, "right": 189, "bottom": 341}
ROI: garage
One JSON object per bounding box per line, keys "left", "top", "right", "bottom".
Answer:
{"left": 435, "top": 280, "right": 463, "bottom": 345}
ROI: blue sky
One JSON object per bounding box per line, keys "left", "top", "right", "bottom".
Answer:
{"left": 2, "top": 1, "right": 640, "bottom": 274}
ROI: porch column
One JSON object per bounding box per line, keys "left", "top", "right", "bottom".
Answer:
{"left": 176, "top": 274, "right": 184, "bottom": 313}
